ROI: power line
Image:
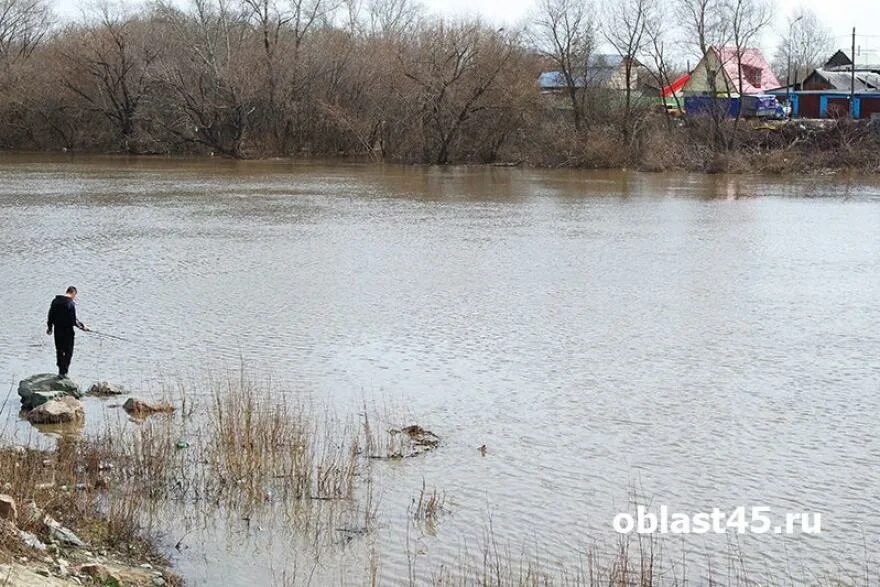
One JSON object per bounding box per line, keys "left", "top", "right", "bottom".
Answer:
{"left": 830, "top": 33, "right": 880, "bottom": 39}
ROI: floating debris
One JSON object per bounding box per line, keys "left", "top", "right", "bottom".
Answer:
{"left": 123, "top": 398, "right": 175, "bottom": 418}
{"left": 373, "top": 425, "right": 440, "bottom": 459}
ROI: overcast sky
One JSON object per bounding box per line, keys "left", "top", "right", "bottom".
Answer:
{"left": 430, "top": 0, "right": 878, "bottom": 63}
{"left": 52, "top": 0, "right": 880, "bottom": 65}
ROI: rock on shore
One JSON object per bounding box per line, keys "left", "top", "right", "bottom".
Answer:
{"left": 18, "top": 374, "right": 82, "bottom": 410}
{"left": 87, "top": 381, "right": 125, "bottom": 396}
{"left": 26, "top": 398, "right": 85, "bottom": 425}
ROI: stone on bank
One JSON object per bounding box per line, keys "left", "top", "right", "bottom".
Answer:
{"left": 26, "top": 397, "right": 85, "bottom": 425}
{"left": 18, "top": 374, "right": 82, "bottom": 410}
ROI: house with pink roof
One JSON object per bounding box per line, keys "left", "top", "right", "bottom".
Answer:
{"left": 683, "top": 46, "right": 781, "bottom": 97}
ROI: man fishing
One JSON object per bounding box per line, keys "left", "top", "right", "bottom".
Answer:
{"left": 46, "top": 286, "right": 90, "bottom": 378}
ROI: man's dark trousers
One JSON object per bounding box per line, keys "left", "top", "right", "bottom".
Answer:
{"left": 54, "top": 330, "right": 74, "bottom": 376}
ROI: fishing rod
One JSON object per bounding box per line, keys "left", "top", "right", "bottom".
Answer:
{"left": 86, "top": 330, "right": 131, "bottom": 342}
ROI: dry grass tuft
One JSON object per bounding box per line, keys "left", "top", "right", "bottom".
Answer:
{"left": 410, "top": 480, "right": 447, "bottom": 524}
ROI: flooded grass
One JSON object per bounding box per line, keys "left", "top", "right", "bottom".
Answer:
{"left": 2, "top": 375, "right": 874, "bottom": 586}
{"left": 0, "top": 374, "right": 423, "bottom": 583}
{"left": 66, "top": 375, "right": 366, "bottom": 508}
{"left": 410, "top": 480, "right": 447, "bottom": 525}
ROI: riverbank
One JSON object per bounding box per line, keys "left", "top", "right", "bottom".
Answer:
{"left": 2, "top": 118, "right": 880, "bottom": 176}
{"left": 0, "top": 442, "right": 179, "bottom": 587}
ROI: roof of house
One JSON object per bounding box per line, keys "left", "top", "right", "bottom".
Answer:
{"left": 587, "top": 54, "right": 625, "bottom": 68}
{"left": 538, "top": 71, "right": 584, "bottom": 90}
{"left": 587, "top": 54, "right": 643, "bottom": 86}
{"left": 824, "top": 50, "right": 880, "bottom": 73}
{"left": 826, "top": 64, "right": 880, "bottom": 73}
{"left": 794, "top": 90, "right": 880, "bottom": 96}
{"left": 661, "top": 73, "right": 690, "bottom": 97}
{"left": 539, "top": 54, "right": 643, "bottom": 90}
{"left": 712, "top": 46, "right": 781, "bottom": 94}
{"left": 824, "top": 50, "right": 852, "bottom": 69}
{"left": 806, "top": 69, "right": 880, "bottom": 91}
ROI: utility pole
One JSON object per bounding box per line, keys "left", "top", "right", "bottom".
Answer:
{"left": 850, "top": 27, "right": 856, "bottom": 117}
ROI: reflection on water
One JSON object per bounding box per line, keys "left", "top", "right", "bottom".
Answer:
{"left": 1, "top": 153, "right": 880, "bottom": 585}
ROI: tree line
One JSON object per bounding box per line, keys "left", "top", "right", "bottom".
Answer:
{"left": 0, "top": 0, "right": 853, "bottom": 170}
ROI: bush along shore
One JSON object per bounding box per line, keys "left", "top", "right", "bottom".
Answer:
{"left": 0, "top": 0, "right": 879, "bottom": 174}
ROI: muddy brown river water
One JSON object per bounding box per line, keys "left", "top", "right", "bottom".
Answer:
{"left": 1, "top": 153, "right": 879, "bottom": 585}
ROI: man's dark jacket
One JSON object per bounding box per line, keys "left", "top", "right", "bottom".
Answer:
{"left": 47, "top": 295, "right": 83, "bottom": 335}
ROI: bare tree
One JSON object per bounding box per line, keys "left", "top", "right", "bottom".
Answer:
{"left": 642, "top": 4, "right": 682, "bottom": 128}
{"left": 533, "top": 0, "right": 596, "bottom": 131}
{"left": 289, "top": 0, "right": 336, "bottom": 50}
{"left": 603, "top": 0, "right": 652, "bottom": 142}
{"left": 0, "top": 0, "right": 52, "bottom": 143}
{"left": 154, "top": 0, "right": 254, "bottom": 157}
{"left": 728, "top": 0, "right": 771, "bottom": 145}
{"left": 679, "top": 0, "right": 729, "bottom": 60}
{"left": 364, "top": 0, "right": 420, "bottom": 37}
{"left": 399, "top": 22, "right": 518, "bottom": 164}
{"left": 0, "top": 0, "right": 51, "bottom": 60}
{"left": 61, "top": 4, "right": 160, "bottom": 152}
{"left": 245, "top": 0, "right": 337, "bottom": 152}
{"left": 239, "top": 0, "right": 288, "bottom": 150}
{"left": 772, "top": 7, "right": 833, "bottom": 89}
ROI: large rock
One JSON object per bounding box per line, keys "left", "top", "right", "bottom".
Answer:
{"left": 26, "top": 397, "right": 85, "bottom": 425}
{"left": 18, "top": 374, "right": 81, "bottom": 410}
